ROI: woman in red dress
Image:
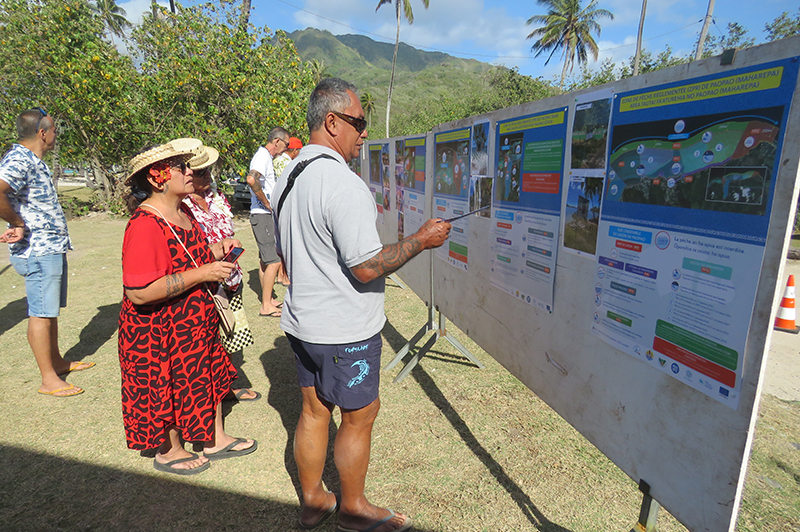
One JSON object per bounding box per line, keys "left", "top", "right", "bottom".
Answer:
{"left": 119, "top": 139, "right": 257, "bottom": 475}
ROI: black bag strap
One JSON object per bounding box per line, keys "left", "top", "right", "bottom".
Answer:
{"left": 276, "top": 154, "right": 337, "bottom": 219}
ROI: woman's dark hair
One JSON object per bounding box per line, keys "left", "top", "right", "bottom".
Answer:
{"left": 123, "top": 145, "right": 160, "bottom": 214}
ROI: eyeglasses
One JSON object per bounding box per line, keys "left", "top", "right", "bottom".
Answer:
{"left": 331, "top": 111, "right": 367, "bottom": 134}
{"left": 277, "top": 137, "right": 290, "bottom": 148}
{"left": 33, "top": 107, "right": 48, "bottom": 132}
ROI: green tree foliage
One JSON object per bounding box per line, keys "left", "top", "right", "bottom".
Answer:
{"left": 128, "top": 0, "right": 315, "bottom": 178}
{"left": 392, "top": 66, "right": 557, "bottom": 136}
{"left": 698, "top": 22, "right": 756, "bottom": 58}
{"left": 765, "top": 8, "right": 800, "bottom": 41}
{"left": 0, "top": 0, "right": 314, "bottom": 205}
{"left": 526, "top": 0, "right": 613, "bottom": 88}
{"left": 0, "top": 0, "right": 139, "bottom": 199}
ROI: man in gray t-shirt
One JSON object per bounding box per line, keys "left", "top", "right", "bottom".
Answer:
{"left": 273, "top": 78, "right": 450, "bottom": 532}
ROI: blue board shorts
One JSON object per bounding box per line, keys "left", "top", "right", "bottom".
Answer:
{"left": 9, "top": 253, "right": 68, "bottom": 318}
{"left": 288, "top": 332, "right": 382, "bottom": 410}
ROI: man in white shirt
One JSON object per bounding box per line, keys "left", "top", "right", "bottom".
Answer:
{"left": 246, "top": 127, "right": 289, "bottom": 317}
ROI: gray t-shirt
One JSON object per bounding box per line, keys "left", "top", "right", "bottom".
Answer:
{"left": 273, "top": 144, "right": 385, "bottom": 344}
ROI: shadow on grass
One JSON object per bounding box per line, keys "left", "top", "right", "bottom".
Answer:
{"left": 62, "top": 303, "right": 121, "bottom": 363}
{"left": 382, "top": 319, "right": 575, "bottom": 532}
{"left": 260, "top": 335, "right": 340, "bottom": 504}
{"left": 0, "top": 444, "right": 444, "bottom": 531}
{"left": 0, "top": 297, "right": 27, "bottom": 337}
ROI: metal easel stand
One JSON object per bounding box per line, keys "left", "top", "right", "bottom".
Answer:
{"left": 385, "top": 306, "right": 485, "bottom": 384}
{"left": 628, "top": 480, "right": 660, "bottom": 532}
{"left": 388, "top": 273, "right": 407, "bottom": 289}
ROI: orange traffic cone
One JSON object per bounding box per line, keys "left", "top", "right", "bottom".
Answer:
{"left": 775, "top": 274, "right": 800, "bottom": 333}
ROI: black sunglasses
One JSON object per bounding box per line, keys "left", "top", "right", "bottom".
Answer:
{"left": 331, "top": 111, "right": 367, "bottom": 134}
{"left": 33, "top": 107, "right": 48, "bottom": 132}
{"left": 165, "top": 158, "right": 190, "bottom": 174}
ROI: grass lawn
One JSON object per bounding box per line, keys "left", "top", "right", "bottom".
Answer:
{"left": 0, "top": 214, "right": 797, "bottom": 531}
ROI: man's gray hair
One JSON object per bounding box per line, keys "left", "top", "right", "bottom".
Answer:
{"left": 16, "top": 109, "right": 53, "bottom": 140}
{"left": 306, "top": 78, "right": 358, "bottom": 132}
{"left": 267, "top": 126, "right": 289, "bottom": 143}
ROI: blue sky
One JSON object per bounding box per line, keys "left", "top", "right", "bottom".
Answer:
{"left": 120, "top": 0, "right": 794, "bottom": 82}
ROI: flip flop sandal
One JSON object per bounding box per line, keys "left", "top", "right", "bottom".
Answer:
{"left": 153, "top": 453, "right": 210, "bottom": 475}
{"left": 204, "top": 438, "right": 258, "bottom": 461}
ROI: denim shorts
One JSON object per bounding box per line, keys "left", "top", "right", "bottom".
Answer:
{"left": 288, "top": 332, "right": 382, "bottom": 410}
{"left": 9, "top": 253, "right": 68, "bottom": 318}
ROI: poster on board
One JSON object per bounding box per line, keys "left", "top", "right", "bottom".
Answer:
{"left": 368, "top": 143, "right": 389, "bottom": 224}
{"left": 396, "top": 137, "right": 426, "bottom": 240}
{"left": 434, "top": 127, "right": 471, "bottom": 270}
{"left": 591, "top": 59, "right": 799, "bottom": 409}
{"left": 489, "top": 107, "right": 569, "bottom": 312}
{"left": 471, "top": 120, "right": 492, "bottom": 220}
{"left": 563, "top": 91, "right": 614, "bottom": 257}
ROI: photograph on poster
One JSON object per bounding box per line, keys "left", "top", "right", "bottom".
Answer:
{"left": 369, "top": 143, "right": 383, "bottom": 184}
{"left": 348, "top": 152, "right": 362, "bottom": 177}
{"left": 435, "top": 130, "right": 470, "bottom": 198}
{"left": 472, "top": 121, "right": 490, "bottom": 176}
{"left": 495, "top": 132, "right": 523, "bottom": 203}
{"left": 571, "top": 98, "right": 612, "bottom": 169}
{"left": 470, "top": 176, "right": 493, "bottom": 218}
{"left": 564, "top": 175, "right": 604, "bottom": 255}
{"left": 395, "top": 139, "right": 405, "bottom": 188}
{"left": 606, "top": 106, "right": 782, "bottom": 218}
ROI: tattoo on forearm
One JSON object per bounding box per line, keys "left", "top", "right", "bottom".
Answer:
{"left": 165, "top": 273, "right": 185, "bottom": 297}
{"left": 247, "top": 170, "right": 263, "bottom": 192}
{"left": 357, "top": 236, "right": 423, "bottom": 279}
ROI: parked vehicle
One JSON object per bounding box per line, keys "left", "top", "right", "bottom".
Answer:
{"left": 232, "top": 178, "right": 251, "bottom": 210}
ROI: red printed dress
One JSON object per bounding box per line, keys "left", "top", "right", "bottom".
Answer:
{"left": 118, "top": 207, "right": 236, "bottom": 450}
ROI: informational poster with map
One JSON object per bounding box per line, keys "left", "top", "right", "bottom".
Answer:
{"left": 434, "top": 127, "right": 471, "bottom": 270}
{"left": 396, "top": 136, "right": 426, "bottom": 240}
{"left": 591, "top": 59, "right": 799, "bottom": 409}
{"left": 489, "top": 108, "right": 568, "bottom": 312}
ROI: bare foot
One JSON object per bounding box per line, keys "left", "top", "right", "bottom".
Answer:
{"left": 155, "top": 449, "right": 209, "bottom": 472}
{"left": 259, "top": 304, "right": 281, "bottom": 317}
{"left": 203, "top": 435, "right": 255, "bottom": 455}
{"left": 231, "top": 388, "right": 259, "bottom": 400}
{"left": 39, "top": 376, "right": 79, "bottom": 394}
{"left": 299, "top": 491, "right": 337, "bottom": 528}
{"left": 37, "top": 382, "right": 84, "bottom": 397}
{"left": 54, "top": 360, "right": 95, "bottom": 376}
{"left": 338, "top": 505, "right": 411, "bottom": 532}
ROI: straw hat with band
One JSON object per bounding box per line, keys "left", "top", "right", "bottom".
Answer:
{"left": 125, "top": 138, "right": 202, "bottom": 186}
{"left": 187, "top": 144, "right": 220, "bottom": 172}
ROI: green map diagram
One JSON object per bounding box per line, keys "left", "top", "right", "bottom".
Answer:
{"left": 605, "top": 108, "right": 782, "bottom": 216}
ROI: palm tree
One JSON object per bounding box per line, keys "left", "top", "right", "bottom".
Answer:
{"left": 306, "top": 59, "right": 330, "bottom": 85}
{"left": 526, "top": 0, "right": 613, "bottom": 88}
{"left": 376, "top": 0, "right": 430, "bottom": 138}
{"left": 360, "top": 92, "right": 376, "bottom": 130}
{"left": 91, "top": 0, "right": 131, "bottom": 42}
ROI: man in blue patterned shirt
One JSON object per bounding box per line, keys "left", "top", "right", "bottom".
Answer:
{"left": 0, "top": 108, "right": 94, "bottom": 397}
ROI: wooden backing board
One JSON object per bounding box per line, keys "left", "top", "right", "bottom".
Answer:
{"left": 365, "top": 37, "right": 800, "bottom": 532}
